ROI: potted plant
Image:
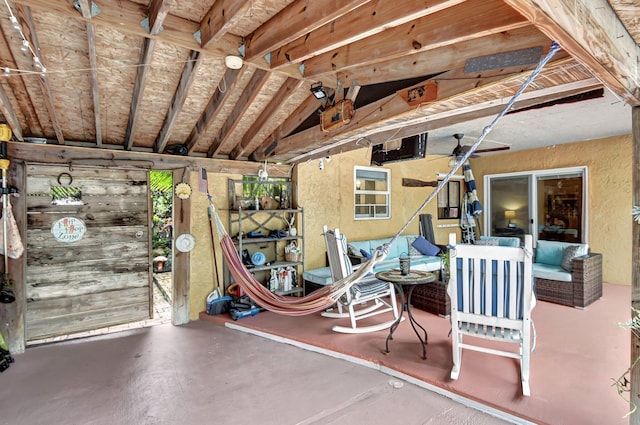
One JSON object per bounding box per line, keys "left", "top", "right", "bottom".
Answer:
{"left": 438, "top": 249, "right": 450, "bottom": 282}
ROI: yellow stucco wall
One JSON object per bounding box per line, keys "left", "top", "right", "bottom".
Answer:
{"left": 186, "top": 133, "right": 632, "bottom": 319}
{"left": 470, "top": 134, "right": 632, "bottom": 285}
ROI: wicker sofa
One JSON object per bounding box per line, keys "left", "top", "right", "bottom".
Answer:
{"left": 532, "top": 240, "right": 602, "bottom": 308}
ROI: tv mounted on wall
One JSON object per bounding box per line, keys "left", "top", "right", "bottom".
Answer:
{"left": 370, "top": 133, "right": 427, "bottom": 166}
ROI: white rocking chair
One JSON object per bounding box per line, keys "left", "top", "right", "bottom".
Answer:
{"left": 447, "top": 233, "right": 536, "bottom": 396}
{"left": 321, "top": 226, "right": 401, "bottom": 334}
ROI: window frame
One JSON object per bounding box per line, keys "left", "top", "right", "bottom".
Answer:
{"left": 354, "top": 166, "right": 391, "bottom": 220}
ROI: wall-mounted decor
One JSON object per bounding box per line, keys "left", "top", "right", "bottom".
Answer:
{"left": 51, "top": 217, "right": 86, "bottom": 243}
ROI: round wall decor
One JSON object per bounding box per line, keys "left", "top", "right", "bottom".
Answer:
{"left": 51, "top": 217, "right": 86, "bottom": 242}
{"left": 175, "top": 233, "right": 196, "bottom": 252}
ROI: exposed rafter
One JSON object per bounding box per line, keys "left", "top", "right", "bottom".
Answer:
{"left": 76, "top": 0, "right": 102, "bottom": 145}
{"left": 207, "top": 69, "right": 270, "bottom": 157}
{"left": 199, "top": 0, "right": 252, "bottom": 49}
{"left": 504, "top": 0, "right": 640, "bottom": 106}
{"left": 0, "top": 83, "right": 23, "bottom": 141}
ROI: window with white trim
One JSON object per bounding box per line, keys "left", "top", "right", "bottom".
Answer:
{"left": 354, "top": 167, "right": 390, "bottom": 219}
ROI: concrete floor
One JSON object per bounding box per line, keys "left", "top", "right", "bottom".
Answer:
{"left": 1, "top": 320, "right": 512, "bottom": 425}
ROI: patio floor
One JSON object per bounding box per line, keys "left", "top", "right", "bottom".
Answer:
{"left": 201, "top": 282, "right": 631, "bottom": 425}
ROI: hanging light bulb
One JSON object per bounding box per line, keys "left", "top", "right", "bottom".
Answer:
{"left": 3, "top": 68, "right": 10, "bottom": 77}
{"left": 9, "top": 16, "right": 20, "bottom": 30}
{"left": 20, "top": 39, "right": 29, "bottom": 53}
{"left": 33, "top": 56, "right": 42, "bottom": 69}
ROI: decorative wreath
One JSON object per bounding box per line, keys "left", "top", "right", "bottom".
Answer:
{"left": 175, "top": 182, "right": 192, "bottom": 199}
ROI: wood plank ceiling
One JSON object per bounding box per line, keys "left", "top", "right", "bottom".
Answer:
{"left": 0, "top": 0, "right": 638, "bottom": 167}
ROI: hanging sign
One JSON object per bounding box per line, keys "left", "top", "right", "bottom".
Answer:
{"left": 51, "top": 217, "right": 86, "bottom": 243}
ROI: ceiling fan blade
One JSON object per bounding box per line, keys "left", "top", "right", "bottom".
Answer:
{"left": 402, "top": 178, "right": 438, "bottom": 187}
{"left": 475, "top": 146, "right": 511, "bottom": 153}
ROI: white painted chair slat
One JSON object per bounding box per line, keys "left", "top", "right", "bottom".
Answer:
{"left": 321, "top": 226, "right": 401, "bottom": 334}
{"left": 447, "top": 233, "right": 536, "bottom": 396}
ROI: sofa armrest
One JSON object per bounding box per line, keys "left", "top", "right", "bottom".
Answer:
{"left": 571, "top": 253, "right": 603, "bottom": 307}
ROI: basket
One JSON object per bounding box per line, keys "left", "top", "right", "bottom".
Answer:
{"left": 285, "top": 252, "right": 302, "bottom": 262}
{"left": 285, "top": 241, "right": 302, "bottom": 262}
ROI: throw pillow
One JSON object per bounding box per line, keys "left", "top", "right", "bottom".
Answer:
{"left": 406, "top": 237, "right": 422, "bottom": 257}
{"left": 411, "top": 235, "right": 440, "bottom": 256}
{"left": 475, "top": 239, "right": 499, "bottom": 246}
{"left": 347, "top": 244, "right": 363, "bottom": 258}
{"left": 561, "top": 245, "right": 583, "bottom": 271}
{"left": 359, "top": 248, "right": 372, "bottom": 260}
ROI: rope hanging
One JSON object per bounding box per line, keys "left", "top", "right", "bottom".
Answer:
{"left": 378, "top": 41, "right": 561, "bottom": 256}
{"left": 208, "top": 41, "right": 561, "bottom": 315}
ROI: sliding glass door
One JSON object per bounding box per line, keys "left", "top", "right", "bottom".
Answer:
{"left": 485, "top": 167, "right": 587, "bottom": 244}
{"left": 487, "top": 175, "right": 531, "bottom": 239}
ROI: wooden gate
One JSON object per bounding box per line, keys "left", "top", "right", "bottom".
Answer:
{"left": 25, "top": 164, "right": 151, "bottom": 341}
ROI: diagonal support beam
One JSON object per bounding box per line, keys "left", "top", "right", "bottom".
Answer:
{"left": 185, "top": 67, "right": 243, "bottom": 154}
{"left": 0, "top": 84, "right": 24, "bottom": 141}
{"left": 77, "top": 0, "right": 102, "bottom": 145}
{"left": 124, "top": 0, "right": 171, "bottom": 150}
{"left": 207, "top": 69, "right": 270, "bottom": 157}
{"left": 199, "top": 0, "right": 252, "bottom": 48}
{"left": 504, "top": 0, "right": 640, "bottom": 106}
{"left": 229, "top": 77, "right": 304, "bottom": 160}
{"left": 16, "top": 4, "right": 64, "bottom": 144}
{"left": 154, "top": 50, "right": 202, "bottom": 154}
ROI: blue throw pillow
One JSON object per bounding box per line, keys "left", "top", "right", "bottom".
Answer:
{"left": 359, "top": 249, "right": 372, "bottom": 260}
{"left": 411, "top": 235, "right": 440, "bottom": 256}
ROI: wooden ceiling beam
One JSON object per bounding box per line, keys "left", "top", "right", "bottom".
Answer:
{"left": 16, "top": 4, "right": 64, "bottom": 144}
{"left": 243, "top": 0, "right": 371, "bottom": 63}
{"left": 276, "top": 58, "right": 590, "bottom": 159}
{"left": 0, "top": 24, "right": 42, "bottom": 135}
{"left": 249, "top": 94, "right": 323, "bottom": 162}
{"left": 154, "top": 50, "right": 202, "bottom": 154}
{"left": 76, "top": 0, "right": 102, "bottom": 145}
{"left": 5, "top": 141, "right": 292, "bottom": 177}
{"left": 207, "top": 69, "right": 270, "bottom": 157}
{"left": 12, "top": 0, "right": 240, "bottom": 57}
{"left": 185, "top": 67, "right": 243, "bottom": 154}
{"left": 229, "top": 77, "right": 304, "bottom": 160}
{"left": 199, "top": 0, "right": 252, "bottom": 49}
{"left": 337, "top": 25, "right": 552, "bottom": 87}
{"left": 124, "top": 0, "right": 172, "bottom": 151}
{"left": 503, "top": 0, "right": 640, "bottom": 106}
{"left": 300, "top": 0, "right": 529, "bottom": 79}
{"left": 291, "top": 80, "right": 603, "bottom": 163}
{"left": 0, "top": 83, "right": 24, "bottom": 141}
{"left": 267, "top": 0, "right": 464, "bottom": 69}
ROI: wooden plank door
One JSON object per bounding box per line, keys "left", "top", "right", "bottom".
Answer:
{"left": 24, "top": 164, "right": 152, "bottom": 341}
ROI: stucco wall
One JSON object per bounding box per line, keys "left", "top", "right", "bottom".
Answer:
{"left": 296, "top": 150, "right": 460, "bottom": 270}
{"left": 186, "top": 134, "right": 632, "bottom": 319}
{"left": 470, "top": 134, "right": 632, "bottom": 285}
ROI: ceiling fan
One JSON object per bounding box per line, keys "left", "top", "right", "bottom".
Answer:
{"left": 449, "top": 133, "right": 510, "bottom": 159}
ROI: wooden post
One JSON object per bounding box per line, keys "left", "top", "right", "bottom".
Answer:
{"left": 172, "top": 168, "right": 191, "bottom": 325}
{"left": 631, "top": 105, "right": 640, "bottom": 424}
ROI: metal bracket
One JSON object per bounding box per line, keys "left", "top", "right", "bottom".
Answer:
{"left": 193, "top": 30, "right": 202, "bottom": 45}
{"left": 140, "top": 17, "right": 163, "bottom": 34}
{"left": 73, "top": 0, "right": 101, "bottom": 18}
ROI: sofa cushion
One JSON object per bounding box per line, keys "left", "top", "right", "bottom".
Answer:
{"left": 561, "top": 245, "right": 583, "bottom": 271}
{"left": 536, "top": 240, "right": 588, "bottom": 267}
{"left": 479, "top": 236, "right": 520, "bottom": 247}
{"left": 532, "top": 263, "right": 572, "bottom": 282}
{"left": 475, "top": 238, "right": 499, "bottom": 246}
{"left": 302, "top": 267, "right": 333, "bottom": 285}
{"left": 411, "top": 235, "right": 441, "bottom": 256}
{"left": 406, "top": 236, "right": 422, "bottom": 257}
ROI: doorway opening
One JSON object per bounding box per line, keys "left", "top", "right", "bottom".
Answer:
{"left": 28, "top": 170, "right": 174, "bottom": 346}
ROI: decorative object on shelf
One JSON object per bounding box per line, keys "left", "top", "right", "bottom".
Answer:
{"left": 285, "top": 241, "right": 301, "bottom": 262}
{"left": 260, "top": 195, "right": 279, "bottom": 210}
{"left": 175, "top": 233, "right": 195, "bottom": 252}
{"left": 175, "top": 182, "right": 192, "bottom": 199}
{"left": 251, "top": 251, "right": 266, "bottom": 266}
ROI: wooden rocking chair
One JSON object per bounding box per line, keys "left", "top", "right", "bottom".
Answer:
{"left": 447, "top": 233, "right": 536, "bottom": 396}
{"left": 321, "top": 226, "right": 401, "bottom": 333}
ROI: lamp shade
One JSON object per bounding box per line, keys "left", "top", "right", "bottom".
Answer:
{"left": 504, "top": 210, "right": 516, "bottom": 219}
